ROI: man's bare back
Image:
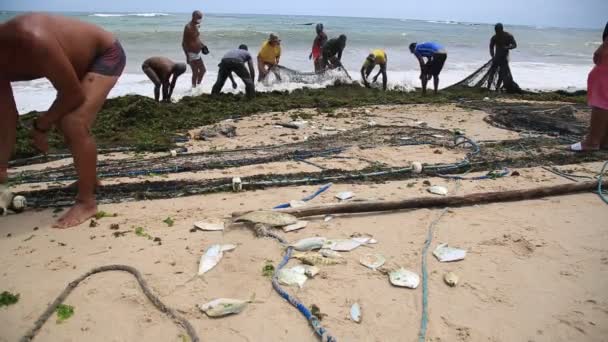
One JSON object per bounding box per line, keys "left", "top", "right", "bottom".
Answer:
{"left": 143, "top": 57, "right": 175, "bottom": 82}
{"left": 0, "top": 13, "right": 125, "bottom": 229}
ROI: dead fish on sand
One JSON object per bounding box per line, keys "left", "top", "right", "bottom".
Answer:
{"left": 292, "top": 252, "right": 347, "bottom": 266}
{"left": 198, "top": 244, "right": 236, "bottom": 275}
{"left": 235, "top": 211, "right": 298, "bottom": 227}
{"left": 350, "top": 303, "right": 362, "bottom": 323}
{"left": 428, "top": 186, "right": 448, "bottom": 196}
{"left": 198, "top": 297, "right": 250, "bottom": 317}
{"left": 290, "top": 237, "right": 327, "bottom": 251}
{"left": 323, "top": 239, "right": 362, "bottom": 252}
{"left": 193, "top": 221, "right": 225, "bottom": 231}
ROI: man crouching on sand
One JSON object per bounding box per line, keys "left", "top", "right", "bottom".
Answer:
{"left": 0, "top": 13, "right": 126, "bottom": 228}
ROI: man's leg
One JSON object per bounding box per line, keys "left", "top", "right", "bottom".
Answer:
{"left": 161, "top": 81, "right": 170, "bottom": 102}
{"left": 487, "top": 61, "right": 499, "bottom": 90}
{"left": 583, "top": 107, "right": 608, "bottom": 149}
{"left": 212, "top": 64, "right": 230, "bottom": 95}
{"left": 257, "top": 57, "right": 266, "bottom": 82}
{"left": 0, "top": 81, "right": 18, "bottom": 184}
{"left": 190, "top": 59, "right": 201, "bottom": 88}
{"left": 54, "top": 72, "right": 119, "bottom": 228}
{"left": 233, "top": 63, "right": 255, "bottom": 98}
{"left": 142, "top": 65, "right": 161, "bottom": 101}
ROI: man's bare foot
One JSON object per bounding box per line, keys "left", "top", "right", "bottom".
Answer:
{"left": 53, "top": 200, "right": 97, "bottom": 229}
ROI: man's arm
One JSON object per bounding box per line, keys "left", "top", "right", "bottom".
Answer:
{"left": 168, "top": 73, "right": 179, "bottom": 99}
{"left": 248, "top": 60, "right": 256, "bottom": 81}
{"left": 415, "top": 55, "right": 426, "bottom": 77}
{"left": 35, "top": 43, "right": 85, "bottom": 130}
{"left": 338, "top": 48, "right": 343, "bottom": 61}
{"left": 228, "top": 73, "right": 237, "bottom": 89}
{"left": 489, "top": 36, "right": 496, "bottom": 58}
{"left": 360, "top": 65, "right": 369, "bottom": 86}
{"left": 507, "top": 34, "right": 517, "bottom": 50}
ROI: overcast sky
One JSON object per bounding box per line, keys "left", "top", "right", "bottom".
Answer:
{"left": 2, "top": 0, "right": 606, "bottom": 29}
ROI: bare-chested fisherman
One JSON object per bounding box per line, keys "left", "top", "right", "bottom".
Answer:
{"left": 142, "top": 57, "right": 187, "bottom": 102}
{"left": 182, "top": 11, "right": 207, "bottom": 88}
{"left": 0, "top": 13, "right": 126, "bottom": 228}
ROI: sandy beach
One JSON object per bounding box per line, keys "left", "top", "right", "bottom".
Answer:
{"left": 1, "top": 102, "right": 607, "bottom": 342}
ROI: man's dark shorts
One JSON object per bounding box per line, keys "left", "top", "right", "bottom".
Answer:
{"left": 429, "top": 53, "right": 447, "bottom": 76}
{"left": 90, "top": 40, "right": 127, "bottom": 77}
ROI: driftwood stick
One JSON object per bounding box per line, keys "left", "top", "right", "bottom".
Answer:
{"left": 232, "top": 180, "right": 606, "bottom": 218}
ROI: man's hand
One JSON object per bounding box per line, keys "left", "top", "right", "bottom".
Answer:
{"left": 309, "top": 53, "right": 313, "bottom": 60}
{"left": 232, "top": 81, "right": 238, "bottom": 89}
{"left": 372, "top": 75, "right": 379, "bottom": 83}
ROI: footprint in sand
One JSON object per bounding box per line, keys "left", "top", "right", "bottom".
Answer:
{"left": 479, "top": 234, "right": 537, "bottom": 258}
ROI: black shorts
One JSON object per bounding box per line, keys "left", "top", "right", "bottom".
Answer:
{"left": 428, "top": 53, "right": 447, "bottom": 76}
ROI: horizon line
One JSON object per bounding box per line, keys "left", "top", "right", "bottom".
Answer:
{"left": 0, "top": 9, "right": 600, "bottom": 31}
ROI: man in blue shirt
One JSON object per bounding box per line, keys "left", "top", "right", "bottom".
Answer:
{"left": 409, "top": 42, "right": 448, "bottom": 94}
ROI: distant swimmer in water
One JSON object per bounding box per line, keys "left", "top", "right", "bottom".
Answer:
{"left": 182, "top": 10, "right": 208, "bottom": 88}
{"left": 0, "top": 13, "right": 126, "bottom": 228}
{"left": 409, "top": 42, "right": 448, "bottom": 94}
{"left": 212, "top": 44, "right": 256, "bottom": 99}
{"left": 322, "top": 34, "right": 347, "bottom": 71}
{"left": 310, "top": 23, "right": 328, "bottom": 73}
{"left": 257, "top": 33, "right": 282, "bottom": 82}
{"left": 361, "top": 49, "right": 388, "bottom": 90}
{"left": 142, "top": 57, "right": 187, "bottom": 102}
{"left": 488, "top": 23, "right": 517, "bottom": 92}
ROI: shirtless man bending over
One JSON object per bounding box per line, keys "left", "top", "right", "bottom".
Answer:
{"left": 182, "top": 11, "right": 206, "bottom": 88}
{"left": 0, "top": 13, "right": 126, "bottom": 228}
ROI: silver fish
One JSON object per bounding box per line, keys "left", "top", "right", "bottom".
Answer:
{"left": 198, "top": 245, "right": 223, "bottom": 275}
{"left": 291, "top": 237, "right": 327, "bottom": 251}
{"left": 198, "top": 298, "right": 248, "bottom": 317}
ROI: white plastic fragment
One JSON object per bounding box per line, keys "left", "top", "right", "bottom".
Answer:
{"left": 289, "top": 200, "right": 307, "bottom": 208}
{"left": 232, "top": 177, "right": 243, "bottom": 192}
{"left": 277, "top": 268, "right": 309, "bottom": 288}
{"left": 433, "top": 243, "right": 467, "bottom": 262}
{"left": 324, "top": 239, "right": 362, "bottom": 252}
{"left": 350, "top": 303, "right": 362, "bottom": 323}
{"left": 335, "top": 192, "right": 354, "bottom": 201}
{"left": 193, "top": 221, "right": 225, "bottom": 231}
{"left": 428, "top": 185, "right": 448, "bottom": 196}
{"left": 412, "top": 162, "right": 423, "bottom": 174}
{"left": 324, "top": 215, "right": 334, "bottom": 222}
{"left": 359, "top": 254, "right": 386, "bottom": 270}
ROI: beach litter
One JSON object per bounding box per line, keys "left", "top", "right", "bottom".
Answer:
{"left": 198, "top": 298, "right": 249, "bottom": 317}
{"left": 359, "top": 254, "right": 386, "bottom": 270}
{"left": 235, "top": 211, "right": 298, "bottom": 227}
{"left": 283, "top": 220, "right": 308, "bottom": 232}
{"left": 428, "top": 185, "right": 449, "bottom": 196}
{"left": 290, "top": 237, "right": 327, "bottom": 251}
{"left": 319, "top": 249, "right": 343, "bottom": 259}
{"left": 335, "top": 192, "right": 354, "bottom": 201}
{"left": 389, "top": 268, "right": 420, "bottom": 289}
{"left": 433, "top": 243, "right": 467, "bottom": 262}
{"left": 193, "top": 221, "right": 225, "bottom": 231}
{"left": 289, "top": 200, "right": 307, "bottom": 208}
{"left": 350, "top": 303, "right": 362, "bottom": 323}
{"left": 324, "top": 215, "right": 334, "bottom": 222}
{"left": 277, "top": 268, "right": 309, "bottom": 288}
{"left": 444, "top": 272, "right": 459, "bottom": 287}
{"left": 291, "top": 265, "right": 320, "bottom": 278}
{"left": 412, "top": 161, "right": 423, "bottom": 174}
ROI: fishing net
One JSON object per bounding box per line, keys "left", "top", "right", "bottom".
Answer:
{"left": 447, "top": 58, "right": 523, "bottom": 94}
{"left": 272, "top": 66, "right": 351, "bottom": 84}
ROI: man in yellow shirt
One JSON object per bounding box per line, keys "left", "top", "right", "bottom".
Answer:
{"left": 257, "top": 33, "right": 282, "bottom": 82}
{"left": 361, "top": 49, "right": 388, "bottom": 90}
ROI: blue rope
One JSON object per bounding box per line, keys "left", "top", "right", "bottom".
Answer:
{"left": 599, "top": 161, "right": 608, "bottom": 205}
{"left": 273, "top": 183, "right": 333, "bottom": 209}
{"left": 272, "top": 247, "right": 337, "bottom": 342}
{"left": 419, "top": 208, "right": 448, "bottom": 342}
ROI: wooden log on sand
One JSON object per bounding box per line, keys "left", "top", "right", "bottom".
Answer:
{"left": 232, "top": 180, "right": 607, "bottom": 218}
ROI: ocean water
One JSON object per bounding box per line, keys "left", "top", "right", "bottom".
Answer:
{"left": 1, "top": 11, "right": 603, "bottom": 113}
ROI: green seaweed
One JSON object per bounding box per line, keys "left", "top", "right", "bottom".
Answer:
{"left": 56, "top": 304, "right": 74, "bottom": 323}
{"left": 12, "top": 85, "right": 586, "bottom": 159}
{"left": 95, "top": 211, "right": 117, "bottom": 220}
{"left": 163, "top": 217, "right": 174, "bottom": 227}
{"left": 0, "top": 291, "right": 20, "bottom": 308}
{"left": 262, "top": 261, "right": 275, "bottom": 277}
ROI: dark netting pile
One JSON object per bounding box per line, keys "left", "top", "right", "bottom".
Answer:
{"left": 447, "top": 59, "right": 523, "bottom": 93}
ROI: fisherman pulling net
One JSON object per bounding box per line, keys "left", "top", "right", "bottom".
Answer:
{"left": 447, "top": 23, "right": 523, "bottom": 94}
